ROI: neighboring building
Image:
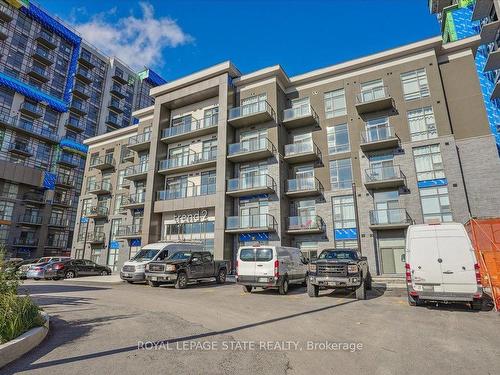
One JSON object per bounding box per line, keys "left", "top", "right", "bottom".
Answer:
{"left": 72, "top": 35, "right": 500, "bottom": 276}
{"left": 429, "top": 0, "right": 500, "bottom": 153}
{"left": 0, "top": 0, "right": 164, "bottom": 259}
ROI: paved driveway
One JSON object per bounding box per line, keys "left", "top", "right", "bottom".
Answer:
{"left": 3, "top": 279, "right": 499, "bottom": 375}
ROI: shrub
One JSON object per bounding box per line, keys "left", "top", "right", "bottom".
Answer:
{"left": 0, "top": 249, "right": 44, "bottom": 344}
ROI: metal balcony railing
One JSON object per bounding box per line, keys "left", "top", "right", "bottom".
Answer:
{"left": 157, "top": 183, "right": 216, "bottom": 200}
{"left": 124, "top": 162, "right": 148, "bottom": 177}
{"left": 14, "top": 238, "right": 39, "bottom": 247}
{"left": 84, "top": 205, "right": 109, "bottom": 217}
{"left": 89, "top": 154, "right": 115, "bottom": 168}
{"left": 158, "top": 150, "right": 217, "bottom": 171}
{"left": 80, "top": 231, "right": 106, "bottom": 243}
{"left": 20, "top": 101, "right": 43, "bottom": 117}
{"left": 65, "top": 116, "right": 85, "bottom": 132}
{"left": 9, "top": 142, "right": 32, "bottom": 155}
{"left": 128, "top": 132, "right": 151, "bottom": 146}
{"left": 369, "top": 209, "right": 413, "bottom": 226}
{"left": 226, "top": 174, "right": 275, "bottom": 192}
{"left": 17, "top": 118, "right": 58, "bottom": 142}
{"left": 123, "top": 190, "right": 146, "bottom": 205}
{"left": 49, "top": 217, "right": 68, "bottom": 227}
{"left": 117, "top": 224, "right": 142, "bottom": 237}
{"left": 365, "top": 165, "right": 405, "bottom": 183}
{"left": 87, "top": 181, "right": 112, "bottom": 193}
{"left": 19, "top": 214, "right": 43, "bottom": 225}
{"left": 58, "top": 153, "right": 80, "bottom": 167}
{"left": 56, "top": 174, "right": 75, "bottom": 187}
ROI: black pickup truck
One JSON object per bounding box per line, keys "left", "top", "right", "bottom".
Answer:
{"left": 145, "top": 251, "right": 227, "bottom": 289}
{"left": 307, "top": 249, "right": 371, "bottom": 299}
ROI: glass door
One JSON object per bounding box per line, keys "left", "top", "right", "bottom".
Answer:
{"left": 240, "top": 129, "right": 266, "bottom": 152}
{"left": 369, "top": 153, "right": 395, "bottom": 180}
{"left": 294, "top": 164, "right": 314, "bottom": 190}
{"left": 374, "top": 190, "right": 399, "bottom": 224}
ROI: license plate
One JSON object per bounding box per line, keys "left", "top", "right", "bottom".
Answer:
{"left": 151, "top": 277, "right": 158, "bottom": 281}
{"left": 124, "top": 273, "right": 131, "bottom": 277}
{"left": 258, "top": 277, "right": 268, "bottom": 283}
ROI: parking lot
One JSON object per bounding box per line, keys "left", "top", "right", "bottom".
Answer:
{"left": 4, "top": 279, "right": 500, "bottom": 375}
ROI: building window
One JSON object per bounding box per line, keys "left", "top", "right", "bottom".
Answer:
{"left": 0, "top": 224, "right": 9, "bottom": 244}
{"left": 329, "top": 159, "right": 353, "bottom": 190}
{"left": 324, "top": 89, "right": 346, "bottom": 118}
{"left": 327, "top": 123, "right": 350, "bottom": 154}
{"left": 0, "top": 201, "right": 14, "bottom": 221}
{"left": 420, "top": 186, "right": 452, "bottom": 223}
{"left": 333, "top": 195, "right": 356, "bottom": 229}
{"left": 413, "top": 144, "right": 445, "bottom": 181}
{"left": 360, "top": 79, "right": 385, "bottom": 102}
{"left": 1, "top": 182, "right": 18, "bottom": 199}
{"left": 401, "top": 68, "right": 430, "bottom": 101}
{"left": 113, "top": 195, "right": 124, "bottom": 215}
{"left": 296, "top": 241, "right": 318, "bottom": 261}
{"left": 407, "top": 107, "right": 437, "bottom": 141}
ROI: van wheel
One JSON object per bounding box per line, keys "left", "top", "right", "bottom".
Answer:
{"left": 307, "top": 279, "right": 319, "bottom": 297}
{"left": 366, "top": 272, "right": 372, "bottom": 291}
{"left": 471, "top": 300, "right": 482, "bottom": 311}
{"left": 149, "top": 280, "right": 159, "bottom": 287}
{"left": 355, "top": 279, "right": 366, "bottom": 300}
{"left": 278, "top": 278, "right": 289, "bottom": 295}
{"left": 216, "top": 269, "right": 226, "bottom": 284}
{"left": 243, "top": 285, "right": 252, "bottom": 293}
{"left": 175, "top": 273, "right": 188, "bottom": 289}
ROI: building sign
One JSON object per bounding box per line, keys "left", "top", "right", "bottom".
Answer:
{"left": 174, "top": 210, "right": 208, "bottom": 224}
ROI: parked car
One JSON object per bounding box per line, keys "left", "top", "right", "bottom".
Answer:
{"left": 145, "top": 251, "right": 227, "bottom": 288}
{"left": 121, "top": 242, "right": 204, "bottom": 283}
{"left": 2, "top": 258, "right": 36, "bottom": 277}
{"left": 307, "top": 249, "right": 371, "bottom": 299}
{"left": 44, "top": 259, "right": 112, "bottom": 280}
{"left": 25, "top": 257, "right": 71, "bottom": 280}
{"left": 405, "top": 222, "right": 483, "bottom": 309}
{"left": 236, "top": 245, "right": 308, "bottom": 295}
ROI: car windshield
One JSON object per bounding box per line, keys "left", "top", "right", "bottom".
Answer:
{"left": 168, "top": 252, "right": 192, "bottom": 261}
{"left": 37, "top": 257, "right": 51, "bottom": 263}
{"left": 131, "top": 249, "right": 159, "bottom": 261}
{"left": 318, "top": 250, "right": 358, "bottom": 260}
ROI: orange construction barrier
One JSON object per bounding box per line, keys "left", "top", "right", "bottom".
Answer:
{"left": 465, "top": 218, "right": 500, "bottom": 311}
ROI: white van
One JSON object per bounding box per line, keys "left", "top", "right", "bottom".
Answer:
{"left": 405, "top": 223, "right": 482, "bottom": 309}
{"left": 236, "top": 245, "right": 308, "bottom": 295}
{"left": 120, "top": 242, "right": 203, "bottom": 283}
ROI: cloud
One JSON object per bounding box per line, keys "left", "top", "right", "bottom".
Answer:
{"left": 72, "top": 2, "right": 193, "bottom": 71}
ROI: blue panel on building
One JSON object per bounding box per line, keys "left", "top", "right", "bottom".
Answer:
{"left": 80, "top": 217, "right": 89, "bottom": 223}
{"left": 42, "top": 172, "right": 56, "bottom": 190}
{"left": 130, "top": 238, "right": 141, "bottom": 247}
{"left": 60, "top": 138, "right": 89, "bottom": 155}
{"left": 239, "top": 194, "right": 269, "bottom": 201}
{"left": 109, "top": 241, "right": 120, "bottom": 249}
{"left": 334, "top": 228, "right": 358, "bottom": 240}
{"left": 145, "top": 68, "right": 167, "bottom": 86}
{"left": 417, "top": 178, "right": 448, "bottom": 188}
{"left": 239, "top": 233, "right": 270, "bottom": 242}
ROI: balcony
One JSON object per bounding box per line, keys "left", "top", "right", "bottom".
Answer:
{"left": 52, "top": 196, "right": 72, "bottom": 207}
{"left": 110, "top": 83, "right": 127, "bottom": 98}
{"left": 225, "top": 214, "right": 277, "bottom": 233}
{"left": 16, "top": 118, "right": 58, "bottom": 143}
{"left": 45, "top": 239, "right": 67, "bottom": 249}
{"left": 286, "top": 215, "right": 325, "bottom": 234}
{"left": 108, "top": 99, "right": 125, "bottom": 114}
{"left": 364, "top": 165, "right": 406, "bottom": 190}
{"left": 8, "top": 142, "right": 33, "bottom": 157}
{"left": 121, "top": 148, "right": 135, "bottom": 162}
{"left": 158, "top": 150, "right": 217, "bottom": 174}
{"left": 360, "top": 125, "right": 400, "bottom": 152}
{"left": 355, "top": 86, "right": 395, "bottom": 114}
{"left": 484, "top": 43, "right": 500, "bottom": 71}
{"left": 78, "top": 52, "right": 95, "bottom": 68}
{"left": 285, "top": 177, "right": 324, "bottom": 198}
{"left": 369, "top": 208, "right": 413, "bottom": 229}
{"left": 284, "top": 140, "right": 321, "bottom": 164}
{"left": 76, "top": 67, "right": 92, "bottom": 84}
{"left": 226, "top": 174, "right": 276, "bottom": 197}
{"left": 157, "top": 184, "right": 216, "bottom": 201}
{"left": 282, "top": 104, "right": 319, "bottom": 129}
{"left": 56, "top": 174, "right": 75, "bottom": 189}
{"left": 0, "top": 3, "right": 14, "bottom": 22}
{"left": 48, "top": 217, "right": 68, "bottom": 228}
{"left": 27, "top": 63, "right": 50, "bottom": 82}
{"left": 161, "top": 114, "right": 218, "bottom": 143}
{"left": 32, "top": 46, "right": 54, "bottom": 65}
{"left": 72, "top": 82, "right": 91, "bottom": 99}
{"left": 122, "top": 190, "right": 146, "bottom": 209}
{"left": 480, "top": 16, "right": 500, "bottom": 44}
{"left": 124, "top": 162, "right": 148, "bottom": 181}
{"left": 472, "top": 0, "right": 493, "bottom": 21}
{"left": 23, "top": 192, "right": 45, "bottom": 204}
{"left": 57, "top": 153, "right": 80, "bottom": 168}
{"left": 65, "top": 117, "right": 85, "bottom": 133}
{"left": 87, "top": 181, "right": 112, "bottom": 195}
{"left": 116, "top": 224, "right": 143, "bottom": 239}
{"left": 70, "top": 100, "right": 88, "bottom": 116}
{"left": 19, "top": 102, "right": 43, "bottom": 118}
{"left": 227, "top": 138, "right": 275, "bottom": 163}
{"left": 89, "top": 154, "right": 115, "bottom": 170}
{"left": 228, "top": 100, "right": 276, "bottom": 127}
{"left": 36, "top": 30, "right": 57, "bottom": 49}
{"left": 112, "top": 70, "right": 129, "bottom": 85}
{"left": 105, "top": 115, "right": 122, "bottom": 129}
{"left": 84, "top": 205, "right": 108, "bottom": 219}
{"left": 0, "top": 23, "right": 8, "bottom": 40}
{"left": 80, "top": 231, "right": 106, "bottom": 245}
{"left": 127, "top": 132, "right": 151, "bottom": 152}
{"left": 19, "top": 214, "right": 43, "bottom": 226}
{"left": 13, "top": 238, "right": 39, "bottom": 247}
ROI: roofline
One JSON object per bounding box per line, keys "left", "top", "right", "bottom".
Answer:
{"left": 132, "top": 105, "right": 155, "bottom": 118}
{"left": 83, "top": 124, "right": 137, "bottom": 145}
{"left": 150, "top": 61, "right": 241, "bottom": 97}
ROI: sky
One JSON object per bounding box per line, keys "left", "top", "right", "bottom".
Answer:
{"left": 37, "top": 0, "right": 440, "bottom": 81}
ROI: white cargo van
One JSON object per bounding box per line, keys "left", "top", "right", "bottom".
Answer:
{"left": 405, "top": 223, "right": 482, "bottom": 309}
{"left": 120, "top": 242, "right": 203, "bottom": 283}
{"left": 236, "top": 245, "right": 308, "bottom": 295}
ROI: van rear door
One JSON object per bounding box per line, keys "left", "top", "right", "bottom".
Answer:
{"left": 436, "top": 226, "right": 477, "bottom": 294}
{"left": 238, "top": 248, "right": 256, "bottom": 277}
{"left": 254, "top": 247, "right": 274, "bottom": 281}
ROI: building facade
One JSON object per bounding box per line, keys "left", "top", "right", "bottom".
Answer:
{"left": 0, "top": 0, "right": 164, "bottom": 259}
{"left": 72, "top": 35, "right": 500, "bottom": 276}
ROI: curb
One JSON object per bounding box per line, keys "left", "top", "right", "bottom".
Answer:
{"left": 0, "top": 312, "right": 50, "bottom": 369}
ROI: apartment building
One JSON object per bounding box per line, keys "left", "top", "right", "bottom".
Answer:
{"left": 0, "top": 0, "right": 164, "bottom": 259}
{"left": 72, "top": 34, "right": 500, "bottom": 276}
{"left": 430, "top": 0, "right": 500, "bottom": 154}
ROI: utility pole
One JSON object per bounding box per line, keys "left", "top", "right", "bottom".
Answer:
{"left": 352, "top": 183, "right": 362, "bottom": 255}
{"left": 81, "top": 217, "right": 89, "bottom": 259}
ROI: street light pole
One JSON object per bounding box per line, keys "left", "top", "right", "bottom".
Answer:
{"left": 352, "top": 183, "right": 362, "bottom": 255}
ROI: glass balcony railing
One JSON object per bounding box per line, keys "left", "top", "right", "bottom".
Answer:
{"left": 158, "top": 150, "right": 217, "bottom": 171}
{"left": 285, "top": 177, "right": 323, "bottom": 193}
{"left": 9, "top": 142, "right": 32, "bottom": 155}
{"left": 14, "top": 238, "right": 39, "bottom": 247}
{"left": 66, "top": 116, "right": 85, "bottom": 132}
{"left": 226, "top": 174, "right": 275, "bottom": 192}
{"left": 76, "top": 67, "right": 92, "bottom": 81}
{"left": 83, "top": 231, "right": 106, "bottom": 243}
{"left": 90, "top": 154, "right": 115, "bottom": 168}
{"left": 84, "top": 205, "right": 109, "bottom": 217}
{"left": 49, "top": 217, "right": 68, "bottom": 227}
{"left": 284, "top": 140, "right": 320, "bottom": 157}
{"left": 228, "top": 138, "right": 274, "bottom": 156}
{"left": 87, "top": 181, "right": 112, "bottom": 193}
{"left": 117, "top": 224, "right": 142, "bottom": 237}
{"left": 124, "top": 162, "right": 148, "bottom": 177}
{"left": 33, "top": 46, "right": 54, "bottom": 62}
{"left": 56, "top": 174, "right": 75, "bottom": 187}
{"left": 369, "top": 209, "right": 413, "bottom": 226}
{"left": 365, "top": 165, "right": 405, "bottom": 183}
{"left": 28, "top": 63, "right": 49, "bottom": 79}
{"left": 70, "top": 100, "right": 88, "bottom": 113}
{"left": 228, "top": 100, "right": 275, "bottom": 121}
{"left": 357, "top": 85, "right": 391, "bottom": 104}
{"left": 17, "top": 118, "right": 58, "bottom": 142}
{"left": 19, "top": 214, "right": 43, "bottom": 225}
{"left": 287, "top": 215, "right": 324, "bottom": 231}
{"left": 58, "top": 153, "right": 80, "bottom": 166}
{"left": 226, "top": 214, "right": 277, "bottom": 231}
{"left": 162, "top": 114, "right": 219, "bottom": 139}
{"left": 283, "top": 104, "right": 319, "bottom": 123}
{"left": 361, "top": 125, "right": 397, "bottom": 144}
{"left": 123, "top": 190, "right": 146, "bottom": 206}
{"left": 128, "top": 132, "right": 151, "bottom": 146}
{"left": 20, "top": 101, "right": 43, "bottom": 117}
{"left": 157, "top": 183, "right": 216, "bottom": 200}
